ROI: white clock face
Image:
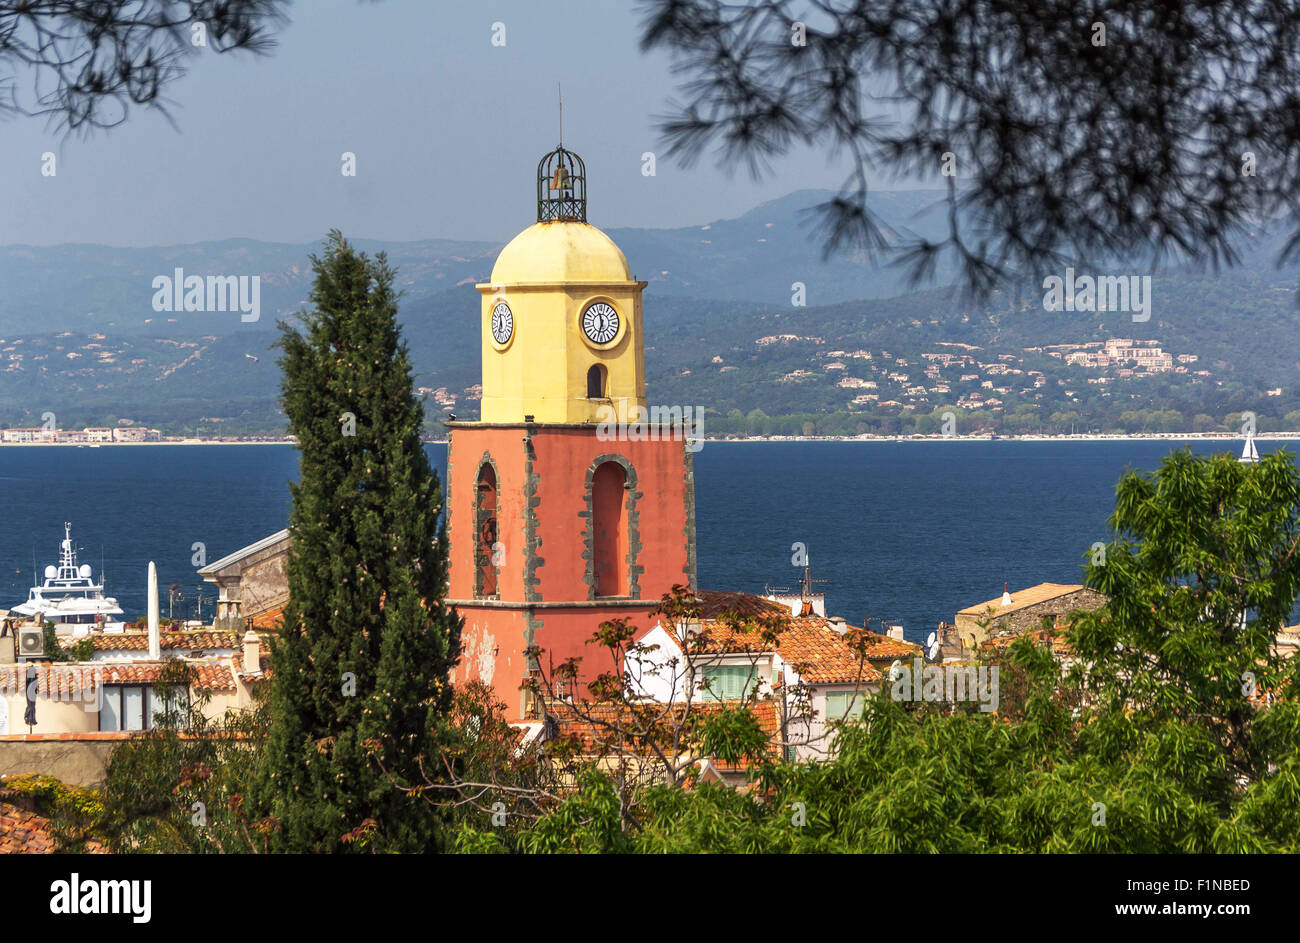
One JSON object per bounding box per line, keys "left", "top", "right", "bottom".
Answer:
{"left": 491, "top": 302, "right": 514, "bottom": 345}
{"left": 582, "top": 302, "right": 619, "bottom": 345}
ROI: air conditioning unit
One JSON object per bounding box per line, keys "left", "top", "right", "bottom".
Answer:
{"left": 17, "top": 625, "right": 45, "bottom": 659}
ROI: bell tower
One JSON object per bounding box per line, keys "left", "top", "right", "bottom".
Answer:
{"left": 478, "top": 146, "right": 647, "bottom": 425}
{"left": 446, "top": 145, "right": 697, "bottom": 720}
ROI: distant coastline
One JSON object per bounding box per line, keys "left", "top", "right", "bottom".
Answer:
{"left": 705, "top": 432, "right": 1300, "bottom": 444}
{"left": 0, "top": 432, "right": 1293, "bottom": 447}
{"left": 0, "top": 438, "right": 294, "bottom": 447}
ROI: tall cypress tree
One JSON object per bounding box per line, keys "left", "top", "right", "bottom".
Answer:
{"left": 260, "top": 231, "right": 462, "bottom": 852}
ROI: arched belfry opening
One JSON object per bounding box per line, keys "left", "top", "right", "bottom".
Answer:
{"left": 537, "top": 146, "right": 586, "bottom": 222}
{"left": 587, "top": 363, "right": 607, "bottom": 399}
{"left": 591, "top": 461, "right": 628, "bottom": 596}
{"left": 474, "top": 461, "right": 499, "bottom": 598}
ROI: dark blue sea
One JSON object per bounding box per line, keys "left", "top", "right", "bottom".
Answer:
{"left": 0, "top": 440, "right": 1282, "bottom": 643}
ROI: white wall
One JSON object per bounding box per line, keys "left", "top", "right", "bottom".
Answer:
{"left": 628, "top": 622, "right": 776, "bottom": 704}
{"left": 626, "top": 623, "right": 689, "bottom": 703}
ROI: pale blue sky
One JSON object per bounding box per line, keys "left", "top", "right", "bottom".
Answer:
{"left": 0, "top": 0, "right": 860, "bottom": 247}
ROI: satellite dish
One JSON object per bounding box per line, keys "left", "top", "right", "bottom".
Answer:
{"left": 43, "top": 565, "right": 56, "bottom": 580}
{"left": 78, "top": 564, "right": 92, "bottom": 579}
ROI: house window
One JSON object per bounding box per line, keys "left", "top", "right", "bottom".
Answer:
{"left": 824, "top": 690, "right": 865, "bottom": 722}
{"left": 99, "top": 685, "right": 190, "bottom": 731}
{"left": 702, "top": 664, "right": 759, "bottom": 701}
{"left": 591, "top": 461, "right": 627, "bottom": 596}
{"left": 474, "top": 463, "right": 499, "bottom": 598}
{"left": 587, "top": 363, "right": 607, "bottom": 398}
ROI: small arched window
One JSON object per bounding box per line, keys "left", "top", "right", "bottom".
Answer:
{"left": 587, "top": 363, "right": 607, "bottom": 399}
{"left": 474, "top": 463, "right": 498, "bottom": 598}
{"left": 591, "top": 461, "right": 627, "bottom": 596}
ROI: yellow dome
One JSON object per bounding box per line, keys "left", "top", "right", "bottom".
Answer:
{"left": 490, "top": 221, "right": 633, "bottom": 284}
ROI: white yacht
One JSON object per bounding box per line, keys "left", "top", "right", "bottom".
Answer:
{"left": 1240, "top": 434, "right": 1260, "bottom": 465}
{"left": 11, "top": 523, "right": 126, "bottom": 633}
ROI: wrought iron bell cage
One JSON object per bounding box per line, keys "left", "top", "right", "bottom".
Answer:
{"left": 537, "top": 146, "right": 587, "bottom": 222}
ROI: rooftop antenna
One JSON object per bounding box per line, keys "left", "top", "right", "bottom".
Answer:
{"left": 800, "top": 551, "right": 829, "bottom": 601}
{"left": 793, "top": 550, "right": 830, "bottom": 618}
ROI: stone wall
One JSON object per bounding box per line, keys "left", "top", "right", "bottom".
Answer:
{"left": 208, "top": 534, "right": 290, "bottom": 632}
{"left": 237, "top": 552, "right": 288, "bottom": 618}
{"left": 954, "top": 588, "right": 1107, "bottom": 647}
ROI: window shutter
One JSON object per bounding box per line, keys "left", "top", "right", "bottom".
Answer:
{"left": 704, "top": 665, "right": 757, "bottom": 701}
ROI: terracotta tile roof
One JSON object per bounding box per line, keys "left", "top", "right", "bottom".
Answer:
{"left": 980, "top": 627, "right": 1073, "bottom": 656}
{"left": 648, "top": 590, "right": 891, "bottom": 686}
{"left": 249, "top": 606, "right": 284, "bottom": 630}
{"left": 0, "top": 665, "right": 97, "bottom": 699}
{"left": 649, "top": 609, "right": 890, "bottom": 685}
{"left": 58, "top": 630, "right": 239, "bottom": 653}
{"left": 0, "top": 662, "right": 236, "bottom": 693}
{"left": 0, "top": 791, "right": 105, "bottom": 854}
{"left": 545, "top": 698, "right": 781, "bottom": 765}
{"left": 856, "top": 632, "right": 924, "bottom": 662}
{"left": 111, "top": 663, "right": 236, "bottom": 691}
{"left": 658, "top": 602, "right": 821, "bottom": 654}
{"left": 776, "top": 620, "right": 883, "bottom": 685}
{"left": 957, "top": 582, "right": 1085, "bottom": 618}
{"left": 691, "top": 590, "right": 790, "bottom": 621}
{"left": 0, "top": 802, "right": 55, "bottom": 854}
{"left": 681, "top": 617, "right": 788, "bottom": 654}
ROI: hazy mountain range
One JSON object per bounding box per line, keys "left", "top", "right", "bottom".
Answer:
{"left": 2, "top": 189, "right": 1298, "bottom": 434}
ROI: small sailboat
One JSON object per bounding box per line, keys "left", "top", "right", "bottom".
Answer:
{"left": 1240, "top": 434, "right": 1260, "bottom": 465}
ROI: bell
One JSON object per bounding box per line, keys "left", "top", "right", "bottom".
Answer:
{"left": 550, "top": 164, "right": 571, "bottom": 191}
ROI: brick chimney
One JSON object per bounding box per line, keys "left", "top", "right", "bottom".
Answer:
{"left": 887, "top": 624, "right": 905, "bottom": 643}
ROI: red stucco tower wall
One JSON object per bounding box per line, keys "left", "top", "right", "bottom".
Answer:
{"left": 446, "top": 422, "right": 697, "bottom": 719}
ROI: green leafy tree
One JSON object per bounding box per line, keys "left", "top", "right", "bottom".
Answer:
{"left": 259, "top": 231, "right": 462, "bottom": 852}
{"left": 1071, "top": 449, "right": 1300, "bottom": 790}
{"left": 1193, "top": 413, "right": 1220, "bottom": 433}
{"left": 457, "top": 450, "right": 1300, "bottom": 853}
{"left": 100, "top": 660, "right": 273, "bottom": 853}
